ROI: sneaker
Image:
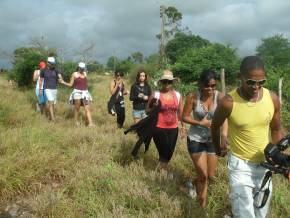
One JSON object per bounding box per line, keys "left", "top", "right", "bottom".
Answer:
{"left": 186, "top": 181, "right": 197, "bottom": 198}
{"left": 223, "top": 215, "right": 231, "bottom": 218}
{"left": 36, "top": 103, "right": 40, "bottom": 112}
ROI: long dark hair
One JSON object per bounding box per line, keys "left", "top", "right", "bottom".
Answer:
{"left": 135, "top": 69, "right": 148, "bottom": 84}
{"left": 198, "top": 69, "right": 217, "bottom": 86}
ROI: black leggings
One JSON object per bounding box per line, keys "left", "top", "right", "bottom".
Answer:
{"left": 115, "top": 103, "right": 125, "bottom": 128}
{"left": 153, "top": 127, "right": 179, "bottom": 162}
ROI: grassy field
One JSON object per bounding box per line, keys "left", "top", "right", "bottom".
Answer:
{"left": 0, "top": 74, "right": 289, "bottom": 218}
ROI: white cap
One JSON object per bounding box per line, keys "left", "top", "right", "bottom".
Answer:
{"left": 78, "top": 62, "right": 86, "bottom": 69}
{"left": 47, "top": 57, "right": 56, "bottom": 64}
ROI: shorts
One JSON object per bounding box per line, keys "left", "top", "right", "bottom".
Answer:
{"left": 45, "top": 89, "right": 57, "bottom": 104}
{"left": 187, "top": 138, "right": 216, "bottom": 154}
{"left": 132, "top": 109, "right": 147, "bottom": 119}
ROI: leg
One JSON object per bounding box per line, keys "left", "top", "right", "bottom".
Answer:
{"left": 228, "top": 154, "right": 257, "bottom": 218}
{"left": 153, "top": 128, "right": 170, "bottom": 171}
{"left": 84, "top": 104, "right": 94, "bottom": 126}
{"left": 190, "top": 152, "right": 209, "bottom": 207}
{"left": 47, "top": 101, "right": 55, "bottom": 121}
{"left": 207, "top": 154, "right": 217, "bottom": 180}
{"left": 74, "top": 100, "right": 81, "bottom": 125}
{"left": 134, "top": 117, "right": 141, "bottom": 124}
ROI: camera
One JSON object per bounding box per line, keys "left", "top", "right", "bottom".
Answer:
{"left": 261, "top": 134, "right": 290, "bottom": 180}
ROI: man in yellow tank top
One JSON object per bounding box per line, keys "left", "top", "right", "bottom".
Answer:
{"left": 211, "top": 56, "right": 283, "bottom": 218}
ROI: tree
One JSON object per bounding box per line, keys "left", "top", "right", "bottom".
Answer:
{"left": 256, "top": 34, "right": 290, "bottom": 69}
{"left": 12, "top": 47, "right": 48, "bottom": 87}
{"left": 172, "top": 43, "right": 240, "bottom": 83}
{"left": 157, "top": 5, "right": 183, "bottom": 68}
{"left": 106, "top": 56, "right": 120, "bottom": 71}
{"left": 165, "top": 32, "right": 210, "bottom": 64}
{"left": 131, "top": 52, "right": 144, "bottom": 63}
{"left": 87, "top": 61, "right": 104, "bottom": 73}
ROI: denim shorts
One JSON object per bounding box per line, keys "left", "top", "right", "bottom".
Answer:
{"left": 187, "top": 138, "right": 216, "bottom": 154}
{"left": 132, "top": 109, "right": 147, "bottom": 119}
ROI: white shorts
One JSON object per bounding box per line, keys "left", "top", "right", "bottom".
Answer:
{"left": 228, "top": 153, "right": 272, "bottom": 218}
{"left": 45, "top": 89, "right": 57, "bottom": 104}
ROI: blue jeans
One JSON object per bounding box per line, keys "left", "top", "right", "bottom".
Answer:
{"left": 228, "top": 153, "right": 272, "bottom": 218}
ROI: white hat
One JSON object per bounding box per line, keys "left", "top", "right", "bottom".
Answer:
{"left": 47, "top": 57, "right": 56, "bottom": 64}
{"left": 78, "top": 62, "right": 86, "bottom": 69}
{"left": 159, "top": 70, "right": 176, "bottom": 81}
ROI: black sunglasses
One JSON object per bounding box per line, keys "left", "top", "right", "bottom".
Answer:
{"left": 204, "top": 83, "right": 216, "bottom": 88}
{"left": 245, "top": 79, "right": 266, "bottom": 86}
{"left": 161, "top": 79, "right": 173, "bottom": 84}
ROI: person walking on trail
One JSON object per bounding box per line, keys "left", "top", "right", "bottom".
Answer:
{"left": 146, "top": 70, "right": 186, "bottom": 180}
{"left": 211, "top": 56, "right": 283, "bottom": 218}
{"left": 61, "top": 62, "right": 95, "bottom": 127}
{"left": 130, "top": 69, "right": 152, "bottom": 124}
{"left": 182, "top": 69, "right": 228, "bottom": 207}
{"left": 38, "top": 57, "right": 64, "bottom": 122}
{"left": 33, "top": 61, "right": 46, "bottom": 113}
{"left": 109, "top": 71, "right": 129, "bottom": 128}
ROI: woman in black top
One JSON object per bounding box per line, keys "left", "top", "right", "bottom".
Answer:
{"left": 110, "top": 71, "right": 129, "bottom": 128}
{"left": 130, "top": 70, "right": 152, "bottom": 123}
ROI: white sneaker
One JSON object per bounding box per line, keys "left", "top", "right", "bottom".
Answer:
{"left": 223, "top": 215, "right": 231, "bottom": 218}
{"left": 36, "top": 103, "right": 40, "bottom": 112}
{"left": 186, "top": 181, "right": 197, "bottom": 198}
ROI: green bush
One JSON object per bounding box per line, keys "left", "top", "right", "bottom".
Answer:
{"left": 12, "top": 48, "right": 47, "bottom": 87}
{"left": 172, "top": 43, "right": 240, "bottom": 83}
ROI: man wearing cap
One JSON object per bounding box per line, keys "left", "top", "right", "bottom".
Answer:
{"left": 39, "top": 57, "right": 64, "bottom": 121}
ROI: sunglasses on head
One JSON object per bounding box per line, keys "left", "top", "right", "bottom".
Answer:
{"left": 161, "top": 79, "right": 173, "bottom": 84}
{"left": 245, "top": 79, "right": 266, "bottom": 86}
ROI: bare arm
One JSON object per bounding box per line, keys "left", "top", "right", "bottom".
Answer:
{"left": 110, "top": 80, "right": 119, "bottom": 95}
{"left": 211, "top": 94, "right": 233, "bottom": 156}
{"left": 32, "top": 70, "right": 39, "bottom": 83}
{"left": 270, "top": 92, "right": 283, "bottom": 144}
{"left": 182, "top": 93, "right": 200, "bottom": 126}
{"left": 61, "top": 73, "right": 75, "bottom": 87}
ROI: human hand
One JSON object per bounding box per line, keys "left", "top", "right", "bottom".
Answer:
{"left": 199, "top": 117, "right": 211, "bottom": 128}
{"left": 138, "top": 93, "right": 144, "bottom": 98}
{"left": 143, "top": 95, "right": 148, "bottom": 101}
{"left": 217, "top": 135, "right": 228, "bottom": 157}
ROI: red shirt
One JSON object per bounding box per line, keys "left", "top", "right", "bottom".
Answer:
{"left": 156, "top": 91, "right": 179, "bottom": 128}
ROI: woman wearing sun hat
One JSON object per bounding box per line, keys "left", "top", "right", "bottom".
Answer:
{"left": 146, "top": 69, "right": 185, "bottom": 179}
{"left": 61, "top": 62, "right": 95, "bottom": 127}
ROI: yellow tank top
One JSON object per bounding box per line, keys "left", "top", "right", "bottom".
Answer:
{"left": 228, "top": 88, "right": 274, "bottom": 163}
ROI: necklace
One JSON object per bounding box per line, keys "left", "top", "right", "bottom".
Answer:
{"left": 238, "top": 88, "right": 260, "bottom": 107}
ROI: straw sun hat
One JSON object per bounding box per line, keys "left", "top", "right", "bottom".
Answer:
{"left": 158, "top": 70, "right": 176, "bottom": 82}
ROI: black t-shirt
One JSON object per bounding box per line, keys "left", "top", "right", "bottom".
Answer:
{"left": 40, "top": 68, "right": 60, "bottom": 89}
{"left": 130, "top": 83, "right": 152, "bottom": 110}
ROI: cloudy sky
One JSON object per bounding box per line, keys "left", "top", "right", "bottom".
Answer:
{"left": 0, "top": 0, "right": 290, "bottom": 68}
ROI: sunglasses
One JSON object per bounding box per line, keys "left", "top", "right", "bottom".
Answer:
{"left": 245, "top": 79, "right": 266, "bottom": 86}
{"left": 161, "top": 79, "right": 173, "bottom": 84}
{"left": 204, "top": 84, "right": 216, "bottom": 88}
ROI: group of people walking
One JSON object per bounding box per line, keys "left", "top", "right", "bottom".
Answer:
{"left": 33, "top": 56, "right": 283, "bottom": 218}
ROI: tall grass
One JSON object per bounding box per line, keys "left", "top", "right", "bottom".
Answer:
{"left": 0, "top": 74, "right": 289, "bottom": 218}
